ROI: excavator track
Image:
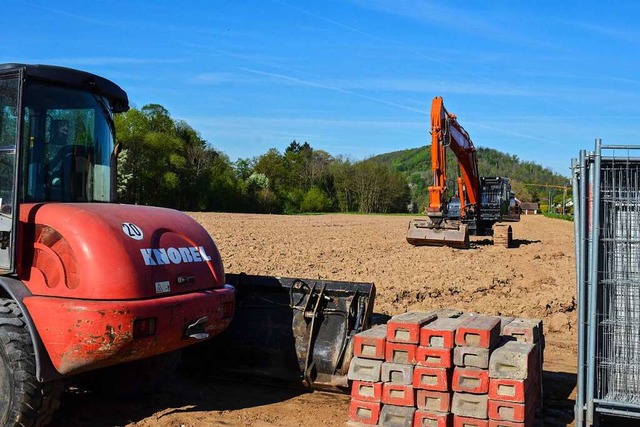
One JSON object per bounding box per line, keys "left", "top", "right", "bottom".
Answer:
{"left": 492, "top": 224, "right": 513, "bottom": 248}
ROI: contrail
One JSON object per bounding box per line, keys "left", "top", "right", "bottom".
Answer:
{"left": 470, "top": 123, "right": 564, "bottom": 146}
{"left": 12, "top": 0, "right": 112, "bottom": 26}
{"left": 237, "top": 66, "right": 565, "bottom": 147}
{"left": 236, "top": 67, "right": 428, "bottom": 115}
{"left": 272, "top": 0, "right": 579, "bottom": 116}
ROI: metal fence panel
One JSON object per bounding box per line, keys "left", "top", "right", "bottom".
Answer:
{"left": 574, "top": 141, "right": 640, "bottom": 425}
{"left": 597, "top": 158, "right": 640, "bottom": 404}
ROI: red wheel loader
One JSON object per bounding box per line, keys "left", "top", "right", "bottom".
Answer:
{"left": 0, "top": 64, "right": 376, "bottom": 426}
{"left": 0, "top": 64, "right": 236, "bottom": 426}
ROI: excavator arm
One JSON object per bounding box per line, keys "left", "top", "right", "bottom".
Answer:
{"left": 428, "top": 96, "right": 481, "bottom": 220}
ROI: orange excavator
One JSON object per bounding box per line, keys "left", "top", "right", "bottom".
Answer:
{"left": 406, "top": 96, "right": 520, "bottom": 249}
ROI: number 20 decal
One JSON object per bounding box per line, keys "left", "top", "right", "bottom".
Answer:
{"left": 122, "top": 222, "right": 144, "bottom": 240}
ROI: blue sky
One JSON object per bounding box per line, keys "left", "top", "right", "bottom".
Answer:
{"left": 3, "top": 1, "right": 639, "bottom": 175}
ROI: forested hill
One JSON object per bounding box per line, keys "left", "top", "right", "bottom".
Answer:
{"left": 368, "top": 145, "right": 569, "bottom": 204}
{"left": 369, "top": 146, "right": 568, "bottom": 185}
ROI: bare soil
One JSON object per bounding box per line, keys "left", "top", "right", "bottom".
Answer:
{"left": 51, "top": 213, "right": 577, "bottom": 426}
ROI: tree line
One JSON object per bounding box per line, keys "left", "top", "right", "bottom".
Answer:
{"left": 115, "top": 104, "right": 410, "bottom": 213}
{"left": 115, "top": 103, "right": 568, "bottom": 214}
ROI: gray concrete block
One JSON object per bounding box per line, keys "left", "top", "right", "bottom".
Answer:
{"left": 453, "top": 346, "right": 490, "bottom": 369}
{"left": 379, "top": 404, "right": 416, "bottom": 427}
{"left": 489, "top": 341, "right": 537, "bottom": 380}
{"left": 347, "top": 357, "right": 382, "bottom": 382}
{"left": 451, "top": 392, "right": 489, "bottom": 419}
{"left": 499, "top": 316, "right": 515, "bottom": 334}
{"left": 502, "top": 318, "right": 543, "bottom": 344}
{"left": 381, "top": 362, "right": 414, "bottom": 384}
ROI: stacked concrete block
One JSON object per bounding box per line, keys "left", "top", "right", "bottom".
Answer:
{"left": 347, "top": 313, "right": 544, "bottom": 427}
{"left": 487, "top": 340, "right": 540, "bottom": 427}
{"left": 411, "top": 315, "right": 468, "bottom": 426}
{"left": 499, "top": 317, "right": 544, "bottom": 420}
{"left": 349, "top": 324, "right": 387, "bottom": 426}
{"left": 451, "top": 315, "right": 500, "bottom": 426}
{"left": 501, "top": 318, "right": 545, "bottom": 365}
{"left": 384, "top": 312, "right": 435, "bottom": 427}
{"left": 349, "top": 357, "right": 383, "bottom": 383}
{"left": 379, "top": 404, "right": 416, "bottom": 427}
{"left": 347, "top": 312, "right": 436, "bottom": 426}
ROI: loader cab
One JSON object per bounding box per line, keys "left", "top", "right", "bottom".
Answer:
{"left": 21, "top": 84, "right": 116, "bottom": 203}
{"left": 0, "top": 63, "right": 128, "bottom": 272}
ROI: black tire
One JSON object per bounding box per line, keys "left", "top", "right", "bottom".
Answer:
{"left": 0, "top": 298, "right": 62, "bottom": 427}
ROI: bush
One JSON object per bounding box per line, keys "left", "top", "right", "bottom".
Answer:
{"left": 283, "top": 188, "right": 306, "bottom": 214}
{"left": 544, "top": 212, "right": 574, "bottom": 222}
{"left": 300, "top": 187, "right": 333, "bottom": 213}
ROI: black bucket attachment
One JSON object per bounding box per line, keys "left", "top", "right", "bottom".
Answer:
{"left": 200, "top": 273, "right": 375, "bottom": 391}
{"left": 407, "top": 218, "right": 470, "bottom": 249}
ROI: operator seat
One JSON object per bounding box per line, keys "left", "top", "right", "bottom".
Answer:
{"left": 56, "top": 145, "right": 92, "bottom": 202}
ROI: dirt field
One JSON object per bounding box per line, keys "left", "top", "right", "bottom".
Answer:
{"left": 51, "top": 213, "right": 577, "bottom": 426}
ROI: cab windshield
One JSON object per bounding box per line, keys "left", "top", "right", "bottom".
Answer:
{"left": 20, "top": 82, "right": 114, "bottom": 203}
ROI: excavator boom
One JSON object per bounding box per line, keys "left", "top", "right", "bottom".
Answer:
{"left": 427, "top": 96, "right": 481, "bottom": 217}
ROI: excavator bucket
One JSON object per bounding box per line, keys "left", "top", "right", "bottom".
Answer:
{"left": 190, "top": 273, "right": 376, "bottom": 391}
{"left": 406, "top": 218, "right": 470, "bottom": 249}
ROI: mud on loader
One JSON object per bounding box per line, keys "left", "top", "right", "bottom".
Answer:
{"left": 0, "top": 64, "right": 375, "bottom": 427}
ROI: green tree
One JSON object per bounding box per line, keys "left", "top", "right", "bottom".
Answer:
{"left": 115, "top": 104, "right": 242, "bottom": 211}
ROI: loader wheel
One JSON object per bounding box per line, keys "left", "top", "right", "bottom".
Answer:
{"left": 0, "top": 298, "right": 62, "bottom": 427}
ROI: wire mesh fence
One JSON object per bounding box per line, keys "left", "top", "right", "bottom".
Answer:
{"left": 574, "top": 141, "right": 640, "bottom": 425}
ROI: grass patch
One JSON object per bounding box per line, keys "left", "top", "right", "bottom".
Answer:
{"left": 543, "top": 212, "right": 574, "bottom": 222}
